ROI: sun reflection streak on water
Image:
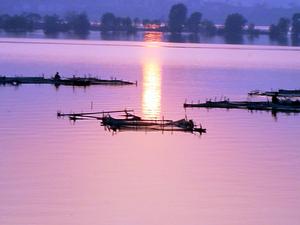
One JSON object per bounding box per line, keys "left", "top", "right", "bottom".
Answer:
{"left": 144, "top": 31, "right": 163, "bottom": 44}
{"left": 142, "top": 60, "right": 162, "bottom": 119}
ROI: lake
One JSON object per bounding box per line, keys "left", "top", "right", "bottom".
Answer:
{"left": 0, "top": 37, "right": 300, "bottom": 225}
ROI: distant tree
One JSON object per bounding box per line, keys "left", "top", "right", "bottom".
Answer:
{"left": 224, "top": 13, "right": 247, "bottom": 34}
{"left": 122, "top": 17, "right": 133, "bottom": 30}
{"left": 0, "top": 14, "right": 10, "bottom": 28}
{"left": 75, "top": 13, "right": 90, "bottom": 34}
{"left": 114, "top": 17, "right": 121, "bottom": 29}
{"left": 224, "top": 33, "right": 244, "bottom": 44}
{"left": 142, "top": 19, "right": 161, "bottom": 26}
{"left": 269, "top": 24, "right": 278, "bottom": 36}
{"left": 291, "top": 34, "right": 300, "bottom": 46}
{"left": 269, "top": 17, "right": 290, "bottom": 38}
{"left": 168, "top": 33, "right": 184, "bottom": 42}
{"left": 23, "top": 13, "right": 42, "bottom": 30}
{"left": 247, "top": 23, "right": 259, "bottom": 36}
{"left": 200, "top": 19, "right": 217, "bottom": 36}
{"left": 168, "top": 3, "right": 187, "bottom": 33}
{"left": 25, "top": 13, "right": 42, "bottom": 23}
{"left": 142, "top": 19, "right": 150, "bottom": 26}
{"left": 101, "top": 13, "right": 116, "bottom": 31}
{"left": 277, "top": 18, "right": 290, "bottom": 35}
{"left": 0, "top": 13, "right": 42, "bottom": 31}
{"left": 292, "top": 13, "right": 300, "bottom": 37}
{"left": 188, "top": 33, "right": 200, "bottom": 43}
{"left": 152, "top": 19, "right": 161, "bottom": 25}
{"left": 187, "top": 12, "right": 202, "bottom": 33}
{"left": 112, "top": 17, "right": 133, "bottom": 32}
{"left": 133, "top": 17, "right": 140, "bottom": 26}
{"left": 3, "top": 15, "right": 29, "bottom": 32}
{"left": 43, "top": 15, "right": 61, "bottom": 34}
{"left": 65, "top": 12, "right": 76, "bottom": 31}
{"left": 67, "top": 12, "right": 90, "bottom": 34}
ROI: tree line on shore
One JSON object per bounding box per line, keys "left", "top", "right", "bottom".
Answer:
{"left": 0, "top": 12, "right": 91, "bottom": 35}
{"left": 0, "top": 3, "right": 299, "bottom": 41}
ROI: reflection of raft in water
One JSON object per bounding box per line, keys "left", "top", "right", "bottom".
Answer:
{"left": 184, "top": 100, "right": 300, "bottom": 113}
{"left": 0, "top": 75, "right": 135, "bottom": 87}
{"left": 57, "top": 110, "right": 206, "bottom": 134}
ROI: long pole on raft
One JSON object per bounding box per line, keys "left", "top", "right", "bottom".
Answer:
{"left": 57, "top": 109, "right": 134, "bottom": 117}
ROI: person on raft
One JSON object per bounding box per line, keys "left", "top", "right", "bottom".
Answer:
{"left": 272, "top": 93, "right": 279, "bottom": 104}
{"left": 54, "top": 72, "right": 61, "bottom": 80}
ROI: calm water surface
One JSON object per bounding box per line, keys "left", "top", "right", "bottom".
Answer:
{"left": 1, "top": 30, "right": 299, "bottom": 46}
{"left": 0, "top": 38, "right": 300, "bottom": 225}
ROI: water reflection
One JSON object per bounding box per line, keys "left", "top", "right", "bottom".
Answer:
{"left": 167, "top": 33, "right": 185, "bottom": 43}
{"left": 269, "top": 35, "right": 290, "bottom": 46}
{"left": 188, "top": 33, "right": 200, "bottom": 43}
{"left": 1, "top": 39, "right": 300, "bottom": 225}
{"left": 224, "top": 33, "right": 244, "bottom": 44}
{"left": 292, "top": 35, "right": 300, "bottom": 46}
{"left": 1, "top": 29, "right": 300, "bottom": 46}
{"left": 143, "top": 31, "right": 163, "bottom": 42}
{"left": 142, "top": 60, "right": 162, "bottom": 119}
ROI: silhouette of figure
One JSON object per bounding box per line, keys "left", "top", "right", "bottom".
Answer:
{"left": 272, "top": 93, "right": 279, "bottom": 104}
{"left": 54, "top": 72, "right": 61, "bottom": 80}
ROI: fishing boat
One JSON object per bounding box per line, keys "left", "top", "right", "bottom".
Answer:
{"left": 57, "top": 110, "right": 206, "bottom": 134}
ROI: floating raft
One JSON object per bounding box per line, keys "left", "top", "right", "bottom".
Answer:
{"left": 57, "top": 110, "right": 206, "bottom": 134}
{"left": 0, "top": 76, "right": 135, "bottom": 87}
{"left": 184, "top": 100, "right": 300, "bottom": 113}
{"left": 249, "top": 89, "right": 300, "bottom": 98}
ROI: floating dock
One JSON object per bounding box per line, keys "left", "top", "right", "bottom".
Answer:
{"left": 58, "top": 110, "right": 206, "bottom": 134}
{"left": 249, "top": 89, "right": 300, "bottom": 98}
{"left": 184, "top": 100, "right": 300, "bottom": 113}
{"left": 0, "top": 76, "right": 135, "bottom": 87}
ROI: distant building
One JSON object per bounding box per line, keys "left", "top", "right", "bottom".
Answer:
{"left": 142, "top": 22, "right": 166, "bottom": 31}
{"left": 143, "top": 23, "right": 160, "bottom": 30}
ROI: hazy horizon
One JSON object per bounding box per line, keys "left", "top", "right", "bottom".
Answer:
{"left": 1, "top": 0, "right": 300, "bottom": 25}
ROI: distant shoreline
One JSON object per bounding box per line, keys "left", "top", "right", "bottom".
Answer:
{"left": 0, "top": 29, "right": 299, "bottom": 47}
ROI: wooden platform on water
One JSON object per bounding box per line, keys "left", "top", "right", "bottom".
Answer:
{"left": 57, "top": 110, "right": 206, "bottom": 134}
{"left": 248, "top": 89, "right": 300, "bottom": 98}
{"left": 184, "top": 100, "right": 300, "bottom": 113}
{"left": 0, "top": 76, "right": 135, "bottom": 87}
